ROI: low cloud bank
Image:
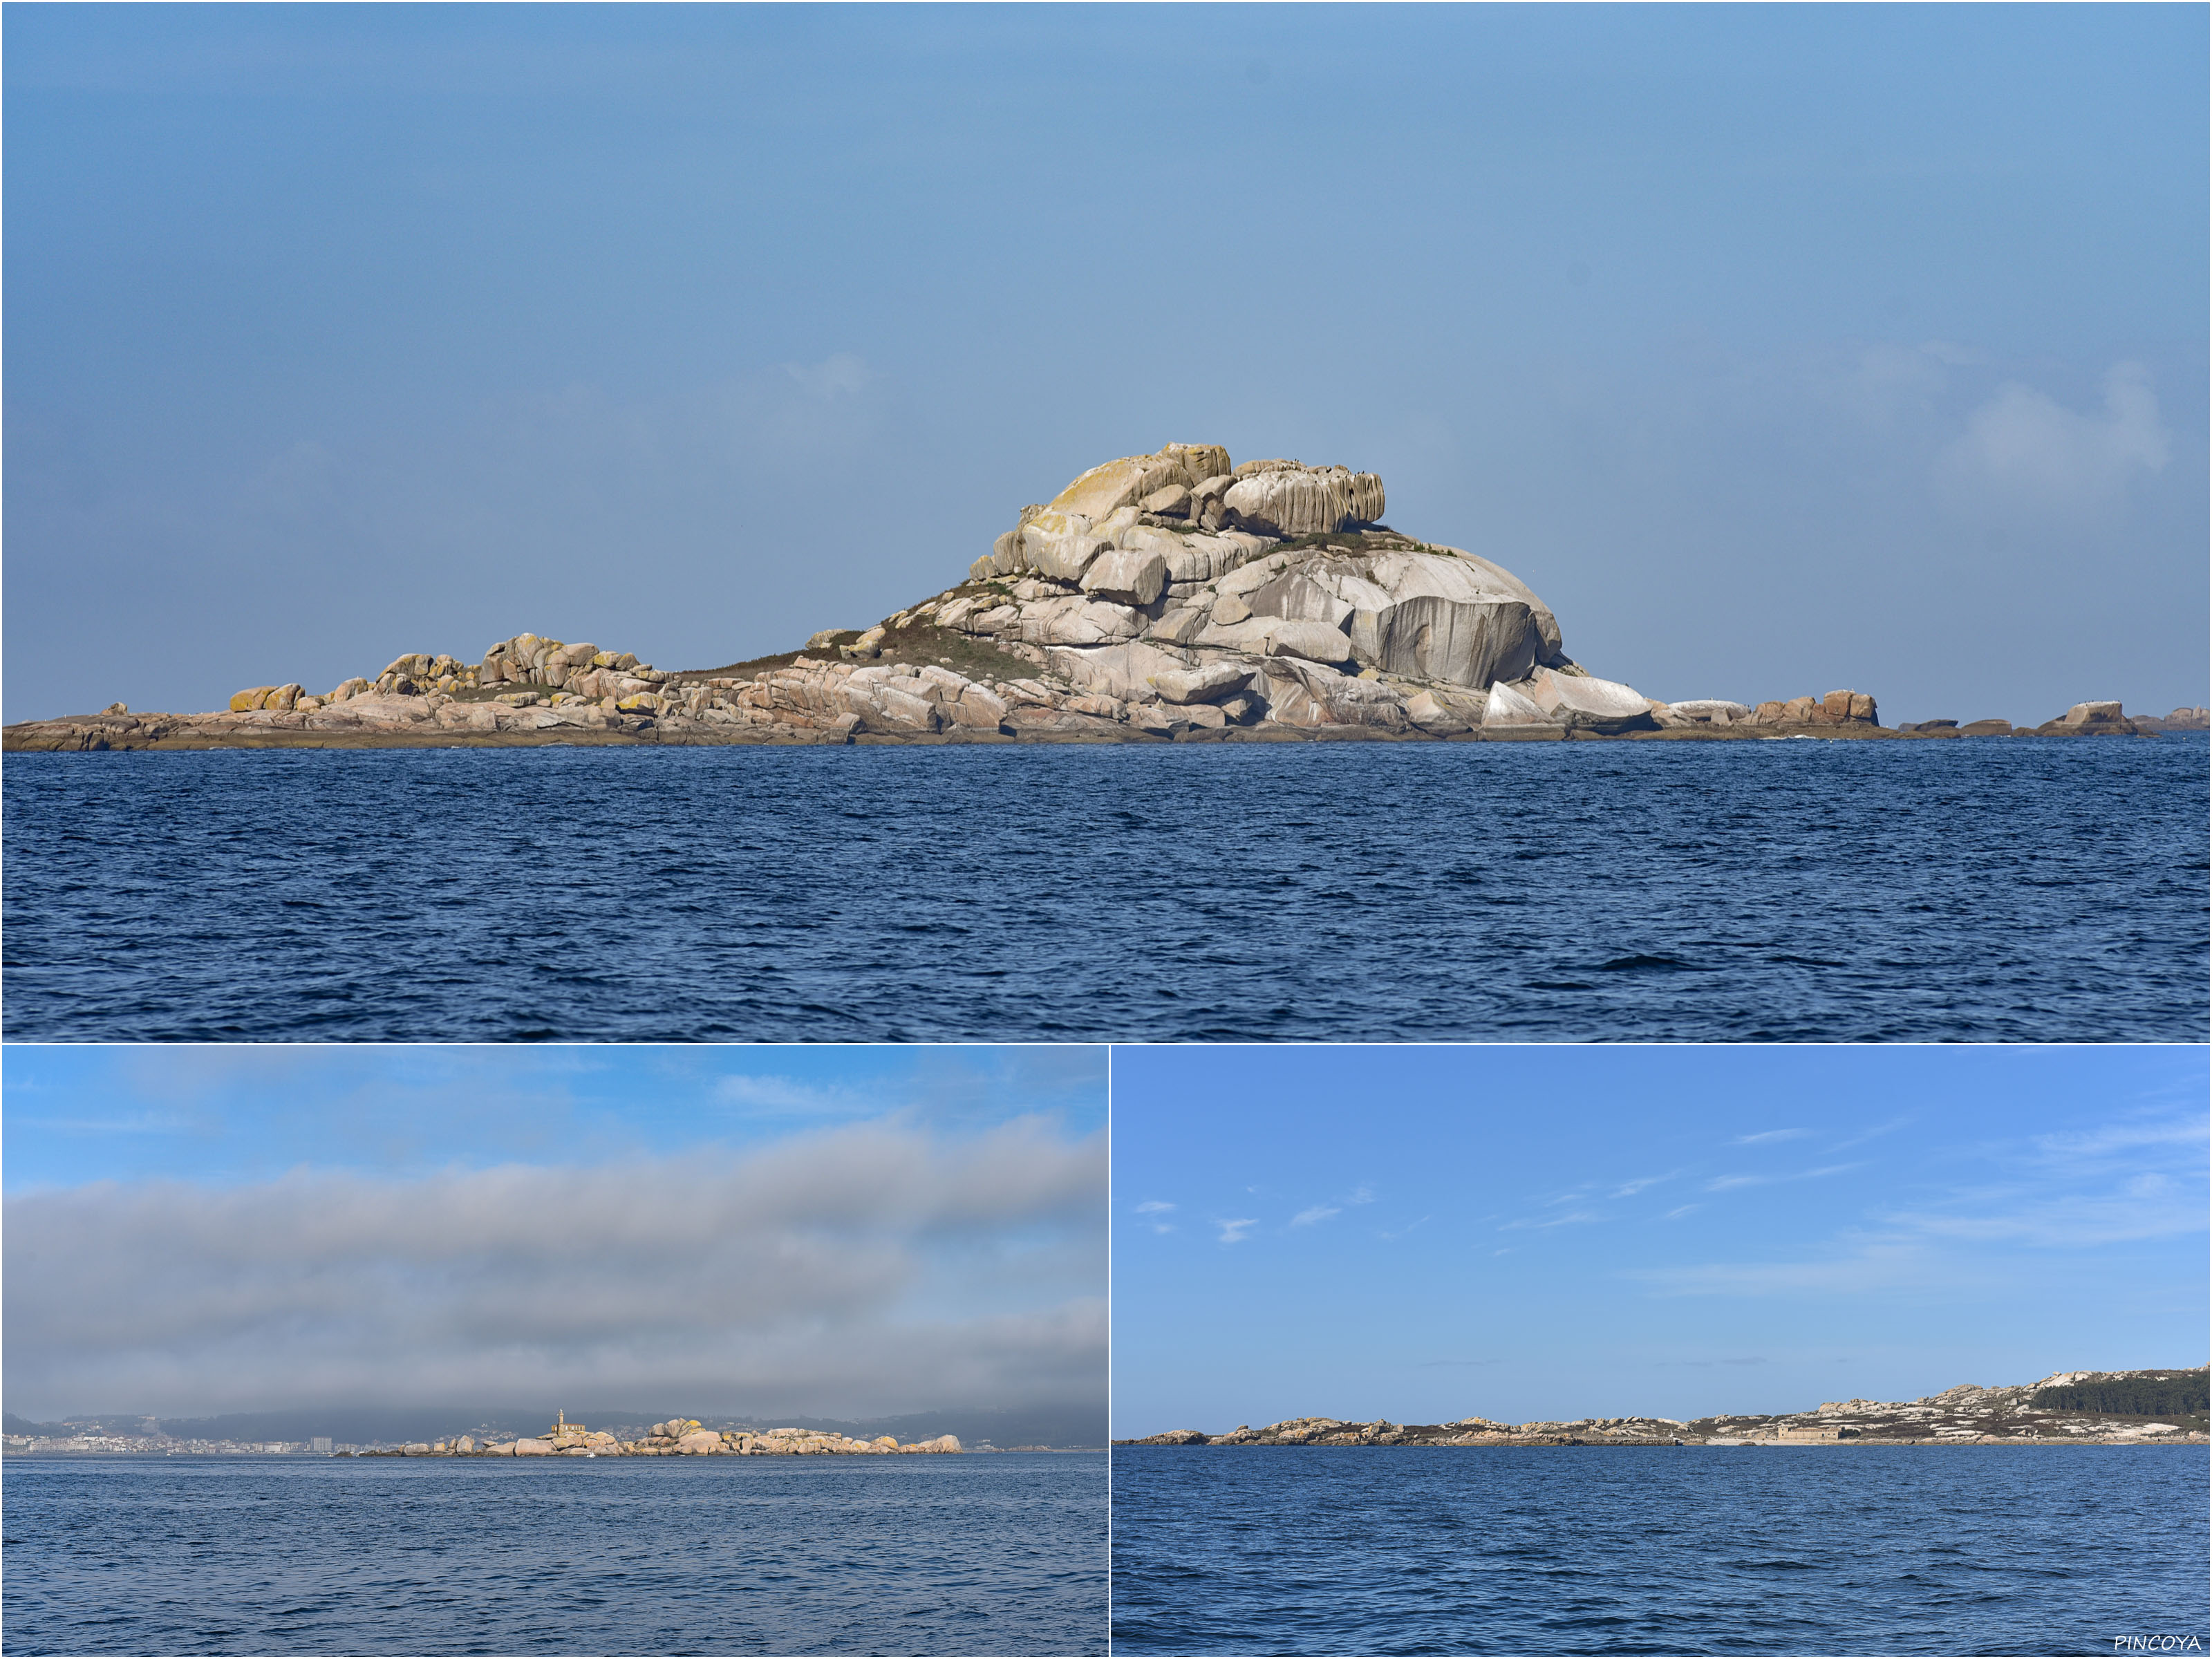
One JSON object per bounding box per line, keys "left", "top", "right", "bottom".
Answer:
{"left": 5, "top": 1118, "right": 1105, "bottom": 1421}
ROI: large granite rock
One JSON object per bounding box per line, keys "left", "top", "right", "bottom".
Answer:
{"left": 1524, "top": 666, "right": 1653, "bottom": 732}
{"left": 1046, "top": 444, "right": 1232, "bottom": 521}
{"left": 1222, "top": 462, "right": 1385, "bottom": 536}
{"left": 1669, "top": 700, "right": 1753, "bottom": 726}
{"left": 1080, "top": 545, "right": 1170, "bottom": 606}
{"left": 1483, "top": 679, "right": 1550, "bottom": 727}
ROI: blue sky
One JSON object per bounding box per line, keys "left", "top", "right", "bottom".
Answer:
{"left": 1110, "top": 1045, "right": 2208, "bottom": 1435}
{"left": 2, "top": 1042, "right": 1105, "bottom": 1190}
{"left": 3, "top": 1046, "right": 1105, "bottom": 1419}
{"left": 5, "top": 4, "right": 2204, "bottom": 724}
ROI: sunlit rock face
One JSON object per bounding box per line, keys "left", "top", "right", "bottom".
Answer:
{"left": 959, "top": 442, "right": 1618, "bottom": 727}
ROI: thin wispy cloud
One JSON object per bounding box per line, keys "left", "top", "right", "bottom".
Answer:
{"left": 712, "top": 1073, "right": 872, "bottom": 1117}
{"left": 1379, "top": 1217, "right": 1430, "bottom": 1241}
{"left": 1662, "top": 1205, "right": 1700, "bottom": 1221}
{"left": 10, "top": 1114, "right": 191, "bottom": 1136}
{"left": 1880, "top": 1177, "right": 2207, "bottom": 1248}
{"left": 1656, "top": 1356, "right": 1770, "bottom": 1367}
{"left": 1290, "top": 1204, "right": 1341, "bottom": 1228}
{"left": 1134, "top": 1201, "right": 1174, "bottom": 1215}
{"left": 1349, "top": 1185, "right": 1376, "bottom": 1205}
{"left": 1704, "top": 1162, "right": 1863, "bottom": 1193}
{"left": 1728, "top": 1128, "right": 1812, "bottom": 1146}
{"left": 1501, "top": 1210, "right": 1601, "bottom": 1232}
{"left": 1611, "top": 1172, "right": 1677, "bottom": 1198}
{"left": 1824, "top": 1116, "right": 1910, "bottom": 1153}
{"left": 1629, "top": 1237, "right": 1932, "bottom": 1299}
{"left": 1635, "top": 1122, "right": 2209, "bottom": 1302}
{"left": 2031, "top": 1118, "right": 2209, "bottom": 1161}
{"left": 1216, "top": 1217, "right": 1258, "bottom": 1246}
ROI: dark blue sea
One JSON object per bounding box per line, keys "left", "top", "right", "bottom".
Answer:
{"left": 3, "top": 738, "right": 2204, "bottom": 1041}
{"left": 0, "top": 1452, "right": 1104, "bottom": 1656}
{"left": 1110, "top": 1445, "right": 2211, "bottom": 1656}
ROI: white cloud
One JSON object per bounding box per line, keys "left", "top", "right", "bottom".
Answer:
{"left": 1289, "top": 1204, "right": 1340, "bottom": 1228}
{"left": 1611, "top": 1172, "right": 1677, "bottom": 1197}
{"left": 1939, "top": 361, "right": 2170, "bottom": 510}
{"left": 1215, "top": 1218, "right": 1258, "bottom": 1246}
{"left": 712, "top": 1073, "right": 870, "bottom": 1117}
{"left": 1349, "top": 1185, "right": 1376, "bottom": 1205}
{"left": 3, "top": 1118, "right": 1103, "bottom": 1421}
{"left": 1729, "top": 1128, "right": 1810, "bottom": 1146}
{"left": 1662, "top": 1205, "right": 1700, "bottom": 1221}
{"left": 782, "top": 352, "right": 872, "bottom": 403}
{"left": 1133, "top": 1200, "right": 1175, "bottom": 1215}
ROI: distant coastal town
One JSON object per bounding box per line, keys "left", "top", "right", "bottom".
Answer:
{"left": 1118, "top": 1367, "right": 2210, "bottom": 1449}
{"left": 3, "top": 1413, "right": 988, "bottom": 1458}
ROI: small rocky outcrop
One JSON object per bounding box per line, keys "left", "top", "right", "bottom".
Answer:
{"left": 1745, "top": 690, "right": 1880, "bottom": 728}
{"left": 2028, "top": 700, "right": 2170, "bottom": 737}
{"left": 1893, "top": 701, "right": 2196, "bottom": 738}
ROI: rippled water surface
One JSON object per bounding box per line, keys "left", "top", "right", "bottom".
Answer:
{"left": 1110, "top": 1445, "right": 2209, "bottom": 1656}
{"left": 1, "top": 1453, "right": 1104, "bottom": 1656}
{"left": 4, "top": 738, "right": 2204, "bottom": 1040}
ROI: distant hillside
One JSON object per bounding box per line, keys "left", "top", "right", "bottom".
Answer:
{"left": 1116, "top": 1365, "right": 2209, "bottom": 1447}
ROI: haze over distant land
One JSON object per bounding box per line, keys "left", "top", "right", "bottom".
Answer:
{"left": 2, "top": 1047, "right": 1107, "bottom": 1425}
{"left": 4, "top": 6, "right": 2204, "bottom": 724}
{"left": 1111, "top": 1047, "right": 2209, "bottom": 1438}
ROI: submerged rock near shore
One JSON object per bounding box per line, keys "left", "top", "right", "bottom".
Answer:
{"left": 7, "top": 444, "right": 2195, "bottom": 751}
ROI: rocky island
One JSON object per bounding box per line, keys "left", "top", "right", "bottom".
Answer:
{"left": 350, "top": 1413, "right": 963, "bottom": 1458}
{"left": 1117, "top": 1366, "right": 2209, "bottom": 1448}
{"left": 10, "top": 444, "right": 2204, "bottom": 753}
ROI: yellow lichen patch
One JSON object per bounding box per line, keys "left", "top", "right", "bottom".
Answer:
{"left": 1047, "top": 444, "right": 1231, "bottom": 521}
{"left": 229, "top": 687, "right": 277, "bottom": 713}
